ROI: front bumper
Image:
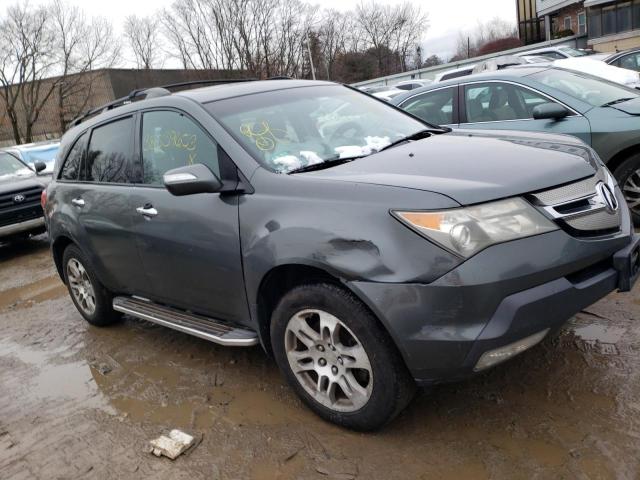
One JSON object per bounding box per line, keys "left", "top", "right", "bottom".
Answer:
{"left": 349, "top": 223, "right": 638, "bottom": 385}
{"left": 0, "top": 216, "right": 45, "bottom": 239}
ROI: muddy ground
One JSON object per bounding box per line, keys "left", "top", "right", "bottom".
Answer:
{"left": 0, "top": 236, "right": 639, "bottom": 480}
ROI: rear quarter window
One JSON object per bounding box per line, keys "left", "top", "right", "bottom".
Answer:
{"left": 86, "top": 117, "right": 138, "bottom": 184}
{"left": 59, "top": 132, "right": 88, "bottom": 181}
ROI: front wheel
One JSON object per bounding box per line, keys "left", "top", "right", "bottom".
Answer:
{"left": 613, "top": 153, "right": 640, "bottom": 225}
{"left": 270, "top": 283, "right": 415, "bottom": 431}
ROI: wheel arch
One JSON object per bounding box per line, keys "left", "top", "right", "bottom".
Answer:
{"left": 51, "top": 234, "right": 75, "bottom": 283}
{"left": 607, "top": 143, "right": 640, "bottom": 177}
{"left": 254, "top": 263, "right": 394, "bottom": 357}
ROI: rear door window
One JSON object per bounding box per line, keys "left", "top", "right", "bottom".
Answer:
{"left": 86, "top": 117, "right": 137, "bottom": 183}
{"left": 400, "top": 88, "right": 455, "bottom": 125}
{"left": 141, "top": 110, "right": 220, "bottom": 185}
{"left": 59, "top": 132, "right": 87, "bottom": 181}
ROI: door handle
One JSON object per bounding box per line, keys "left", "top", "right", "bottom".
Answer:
{"left": 71, "top": 198, "right": 85, "bottom": 207}
{"left": 136, "top": 206, "right": 158, "bottom": 217}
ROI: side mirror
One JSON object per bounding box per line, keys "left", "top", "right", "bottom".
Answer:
{"left": 163, "top": 164, "right": 223, "bottom": 196}
{"left": 33, "top": 161, "right": 47, "bottom": 173}
{"left": 532, "top": 103, "right": 569, "bottom": 121}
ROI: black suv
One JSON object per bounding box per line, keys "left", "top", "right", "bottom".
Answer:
{"left": 0, "top": 151, "right": 48, "bottom": 242}
{"left": 45, "top": 80, "right": 639, "bottom": 430}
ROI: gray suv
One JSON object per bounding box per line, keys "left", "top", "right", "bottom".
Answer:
{"left": 45, "top": 79, "right": 640, "bottom": 430}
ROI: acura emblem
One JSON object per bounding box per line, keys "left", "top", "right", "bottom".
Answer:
{"left": 12, "top": 194, "right": 25, "bottom": 203}
{"left": 594, "top": 182, "right": 618, "bottom": 214}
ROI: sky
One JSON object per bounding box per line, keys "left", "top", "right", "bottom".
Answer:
{"left": 27, "top": 0, "right": 517, "bottom": 63}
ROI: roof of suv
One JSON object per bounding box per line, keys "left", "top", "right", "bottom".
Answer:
{"left": 177, "top": 79, "right": 336, "bottom": 103}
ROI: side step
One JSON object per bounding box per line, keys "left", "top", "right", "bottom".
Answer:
{"left": 112, "top": 296, "right": 259, "bottom": 347}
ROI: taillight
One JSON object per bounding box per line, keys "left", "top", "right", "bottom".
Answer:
{"left": 40, "top": 189, "right": 47, "bottom": 209}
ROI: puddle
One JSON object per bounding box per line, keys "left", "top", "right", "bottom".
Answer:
{"left": 0, "top": 338, "right": 112, "bottom": 412}
{"left": 0, "top": 276, "right": 67, "bottom": 311}
{"left": 572, "top": 324, "right": 625, "bottom": 344}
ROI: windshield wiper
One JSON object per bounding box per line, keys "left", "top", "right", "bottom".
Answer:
{"left": 288, "top": 156, "right": 365, "bottom": 174}
{"left": 601, "top": 97, "right": 635, "bottom": 107}
{"left": 378, "top": 128, "right": 445, "bottom": 153}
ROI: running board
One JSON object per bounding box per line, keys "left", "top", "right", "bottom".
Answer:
{"left": 112, "top": 296, "right": 259, "bottom": 347}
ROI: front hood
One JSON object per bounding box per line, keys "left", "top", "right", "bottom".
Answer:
{"left": 0, "top": 174, "right": 45, "bottom": 194}
{"left": 306, "top": 130, "right": 597, "bottom": 205}
{"left": 610, "top": 97, "right": 640, "bottom": 115}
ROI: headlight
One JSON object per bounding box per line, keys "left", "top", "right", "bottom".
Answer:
{"left": 393, "top": 197, "right": 558, "bottom": 258}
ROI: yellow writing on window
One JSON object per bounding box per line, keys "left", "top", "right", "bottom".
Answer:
{"left": 240, "top": 121, "right": 289, "bottom": 151}
{"left": 144, "top": 130, "right": 198, "bottom": 152}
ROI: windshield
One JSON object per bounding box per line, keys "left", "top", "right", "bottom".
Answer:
{"left": 530, "top": 68, "right": 639, "bottom": 107}
{"left": 206, "top": 85, "right": 428, "bottom": 173}
{"left": 19, "top": 145, "right": 59, "bottom": 173}
{"left": 559, "top": 47, "right": 588, "bottom": 57}
{"left": 0, "top": 152, "right": 33, "bottom": 178}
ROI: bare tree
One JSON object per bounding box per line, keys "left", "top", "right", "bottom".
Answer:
{"left": 319, "top": 9, "right": 351, "bottom": 80}
{"left": 0, "top": 2, "right": 57, "bottom": 144}
{"left": 162, "top": 0, "right": 317, "bottom": 78}
{"left": 124, "top": 14, "right": 162, "bottom": 70}
{"left": 355, "top": 1, "right": 428, "bottom": 76}
{"left": 50, "top": 0, "right": 120, "bottom": 132}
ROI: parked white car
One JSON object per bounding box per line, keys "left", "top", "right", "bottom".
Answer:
{"left": 554, "top": 57, "right": 640, "bottom": 89}
{"left": 515, "top": 45, "right": 591, "bottom": 60}
{"left": 433, "top": 65, "right": 476, "bottom": 82}
{"left": 1, "top": 140, "right": 60, "bottom": 174}
{"left": 394, "top": 79, "right": 432, "bottom": 91}
{"left": 372, "top": 88, "right": 405, "bottom": 101}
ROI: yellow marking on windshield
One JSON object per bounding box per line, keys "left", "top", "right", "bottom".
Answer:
{"left": 240, "top": 121, "right": 290, "bottom": 151}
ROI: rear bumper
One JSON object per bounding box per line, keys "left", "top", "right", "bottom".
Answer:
{"left": 348, "top": 225, "right": 638, "bottom": 386}
{"left": 0, "top": 216, "right": 45, "bottom": 238}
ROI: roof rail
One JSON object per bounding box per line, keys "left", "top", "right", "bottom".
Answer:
{"left": 69, "top": 77, "right": 258, "bottom": 128}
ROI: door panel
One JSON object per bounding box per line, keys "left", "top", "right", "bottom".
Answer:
{"left": 130, "top": 189, "right": 248, "bottom": 322}
{"left": 65, "top": 116, "right": 148, "bottom": 294}
{"left": 76, "top": 184, "right": 148, "bottom": 294}
{"left": 131, "top": 109, "right": 248, "bottom": 323}
{"left": 460, "top": 82, "right": 592, "bottom": 145}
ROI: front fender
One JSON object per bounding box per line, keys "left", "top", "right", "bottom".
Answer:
{"left": 240, "top": 170, "right": 463, "bottom": 321}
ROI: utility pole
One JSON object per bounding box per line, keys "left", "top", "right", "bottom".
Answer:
{"left": 306, "top": 32, "right": 316, "bottom": 80}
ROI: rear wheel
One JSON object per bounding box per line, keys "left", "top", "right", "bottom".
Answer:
{"left": 270, "top": 283, "right": 415, "bottom": 431}
{"left": 613, "top": 153, "right": 640, "bottom": 225}
{"left": 62, "top": 245, "right": 121, "bottom": 326}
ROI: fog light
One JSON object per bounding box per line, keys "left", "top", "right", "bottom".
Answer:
{"left": 474, "top": 329, "right": 549, "bottom": 372}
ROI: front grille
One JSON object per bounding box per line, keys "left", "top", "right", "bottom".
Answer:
{"left": 528, "top": 171, "right": 621, "bottom": 237}
{"left": 0, "top": 186, "right": 43, "bottom": 211}
{"left": 564, "top": 209, "right": 621, "bottom": 232}
{"left": 0, "top": 185, "right": 44, "bottom": 227}
{"left": 531, "top": 172, "right": 602, "bottom": 206}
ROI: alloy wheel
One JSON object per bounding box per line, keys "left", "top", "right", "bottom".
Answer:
{"left": 623, "top": 169, "right": 640, "bottom": 215}
{"left": 66, "top": 258, "right": 96, "bottom": 316}
{"left": 285, "top": 309, "right": 373, "bottom": 412}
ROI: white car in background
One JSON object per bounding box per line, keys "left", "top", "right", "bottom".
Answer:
{"left": 394, "top": 79, "right": 432, "bottom": 91}
{"left": 475, "top": 54, "right": 640, "bottom": 90}
{"left": 372, "top": 88, "right": 405, "bottom": 101}
{"left": 1, "top": 140, "right": 60, "bottom": 174}
{"left": 433, "top": 65, "right": 476, "bottom": 82}
{"left": 515, "top": 45, "right": 591, "bottom": 60}
{"left": 553, "top": 57, "right": 640, "bottom": 89}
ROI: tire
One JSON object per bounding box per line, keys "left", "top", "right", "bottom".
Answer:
{"left": 612, "top": 153, "right": 640, "bottom": 226}
{"left": 270, "top": 283, "right": 415, "bottom": 431}
{"left": 62, "top": 244, "right": 121, "bottom": 326}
